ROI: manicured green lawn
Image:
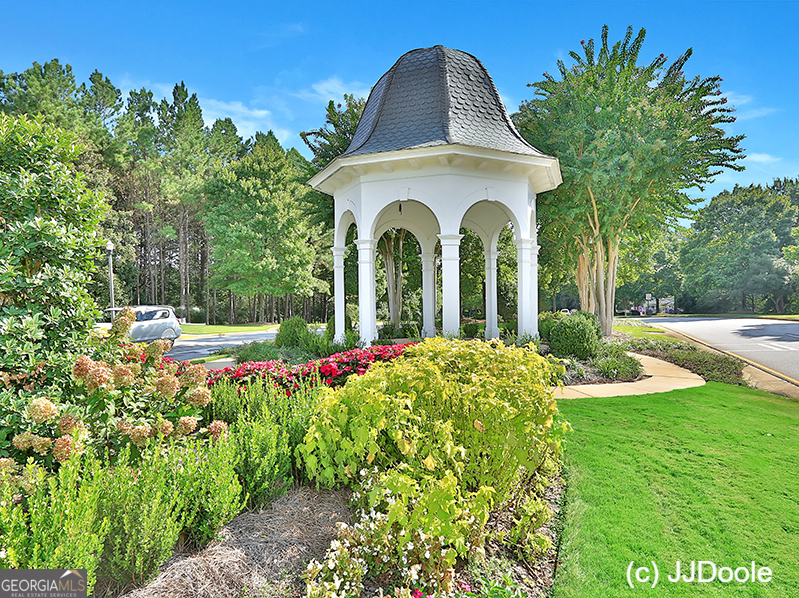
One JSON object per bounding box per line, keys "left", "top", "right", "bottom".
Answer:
{"left": 180, "top": 323, "right": 279, "bottom": 335}
{"left": 554, "top": 383, "right": 799, "bottom": 597}
{"left": 614, "top": 323, "right": 668, "bottom": 338}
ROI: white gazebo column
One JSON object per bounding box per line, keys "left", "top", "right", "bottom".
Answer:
{"left": 331, "top": 246, "right": 346, "bottom": 343}
{"left": 531, "top": 243, "right": 540, "bottom": 337}
{"left": 421, "top": 252, "right": 437, "bottom": 337}
{"left": 516, "top": 238, "right": 534, "bottom": 337}
{"left": 484, "top": 249, "right": 499, "bottom": 339}
{"left": 354, "top": 238, "right": 378, "bottom": 344}
{"left": 438, "top": 234, "right": 463, "bottom": 337}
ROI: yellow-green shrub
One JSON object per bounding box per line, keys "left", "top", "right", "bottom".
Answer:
{"left": 298, "top": 337, "right": 567, "bottom": 507}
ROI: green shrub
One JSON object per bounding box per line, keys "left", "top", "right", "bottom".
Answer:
{"left": 507, "top": 496, "right": 553, "bottom": 562}
{"left": 173, "top": 439, "right": 245, "bottom": 545}
{"left": 0, "top": 455, "right": 108, "bottom": 594}
{"left": 621, "top": 337, "right": 746, "bottom": 385}
{"left": 298, "top": 329, "right": 331, "bottom": 357}
{"left": 550, "top": 312, "right": 602, "bottom": 359}
{"left": 208, "top": 379, "right": 319, "bottom": 468}
{"left": 274, "top": 316, "right": 309, "bottom": 348}
{"left": 462, "top": 322, "right": 479, "bottom": 338}
{"left": 0, "top": 114, "right": 107, "bottom": 396}
{"left": 538, "top": 311, "right": 567, "bottom": 341}
{"left": 231, "top": 411, "right": 291, "bottom": 508}
{"left": 322, "top": 313, "right": 353, "bottom": 345}
{"left": 298, "top": 338, "right": 569, "bottom": 597}
{"left": 234, "top": 340, "right": 283, "bottom": 363}
{"left": 298, "top": 338, "right": 566, "bottom": 505}
{"left": 98, "top": 446, "right": 186, "bottom": 588}
{"left": 401, "top": 322, "right": 420, "bottom": 338}
{"left": 669, "top": 349, "right": 745, "bottom": 384}
{"left": 378, "top": 322, "right": 399, "bottom": 340}
{"left": 590, "top": 344, "right": 643, "bottom": 380}
{"left": 575, "top": 310, "right": 602, "bottom": 337}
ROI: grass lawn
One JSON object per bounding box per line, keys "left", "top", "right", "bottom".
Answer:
{"left": 614, "top": 323, "right": 668, "bottom": 338}
{"left": 553, "top": 383, "right": 799, "bottom": 597}
{"left": 179, "top": 323, "right": 279, "bottom": 335}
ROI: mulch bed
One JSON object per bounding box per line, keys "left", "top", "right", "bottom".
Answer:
{"left": 117, "top": 485, "right": 352, "bottom": 598}
{"left": 114, "top": 475, "right": 566, "bottom": 598}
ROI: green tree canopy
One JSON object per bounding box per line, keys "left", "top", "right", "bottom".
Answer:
{"left": 300, "top": 94, "right": 366, "bottom": 229}
{"left": 515, "top": 25, "right": 745, "bottom": 333}
{"left": 204, "top": 132, "right": 315, "bottom": 299}
{"left": 681, "top": 184, "right": 797, "bottom": 313}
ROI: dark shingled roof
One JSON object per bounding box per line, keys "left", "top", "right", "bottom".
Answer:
{"left": 342, "top": 45, "right": 546, "bottom": 158}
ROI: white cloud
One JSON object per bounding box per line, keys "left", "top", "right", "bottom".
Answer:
{"left": 723, "top": 91, "right": 753, "bottom": 107}
{"left": 251, "top": 22, "right": 305, "bottom": 50}
{"left": 747, "top": 152, "right": 781, "bottom": 164}
{"left": 117, "top": 75, "right": 176, "bottom": 104}
{"left": 735, "top": 107, "right": 780, "bottom": 121}
{"left": 722, "top": 91, "right": 779, "bottom": 121}
{"left": 293, "top": 76, "right": 371, "bottom": 104}
{"left": 496, "top": 88, "right": 519, "bottom": 114}
{"left": 200, "top": 98, "right": 290, "bottom": 141}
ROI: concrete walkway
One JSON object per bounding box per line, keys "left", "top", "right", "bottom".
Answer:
{"left": 203, "top": 358, "right": 237, "bottom": 370}
{"left": 555, "top": 353, "right": 705, "bottom": 399}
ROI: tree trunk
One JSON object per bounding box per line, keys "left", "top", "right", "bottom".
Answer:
{"left": 184, "top": 210, "right": 191, "bottom": 323}
{"left": 573, "top": 187, "right": 639, "bottom": 336}
{"left": 378, "top": 229, "right": 407, "bottom": 326}
{"left": 200, "top": 235, "right": 208, "bottom": 324}
{"left": 229, "top": 291, "right": 236, "bottom": 325}
{"left": 574, "top": 233, "right": 619, "bottom": 336}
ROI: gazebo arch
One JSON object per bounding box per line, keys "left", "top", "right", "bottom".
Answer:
{"left": 309, "top": 45, "right": 562, "bottom": 343}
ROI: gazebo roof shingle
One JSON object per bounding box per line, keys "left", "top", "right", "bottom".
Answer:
{"left": 342, "top": 45, "right": 547, "bottom": 158}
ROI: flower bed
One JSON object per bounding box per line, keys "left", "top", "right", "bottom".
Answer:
{"left": 207, "top": 343, "right": 415, "bottom": 393}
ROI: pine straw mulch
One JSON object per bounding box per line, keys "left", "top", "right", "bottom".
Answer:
{"left": 119, "top": 485, "right": 353, "bottom": 598}
{"left": 116, "top": 475, "right": 564, "bottom": 598}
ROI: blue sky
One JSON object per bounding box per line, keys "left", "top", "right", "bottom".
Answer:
{"left": 3, "top": 0, "right": 797, "bottom": 200}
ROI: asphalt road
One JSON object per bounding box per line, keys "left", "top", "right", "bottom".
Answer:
{"left": 165, "top": 331, "right": 277, "bottom": 361}
{"left": 648, "top": 317, "right": 799, "bottom": 382}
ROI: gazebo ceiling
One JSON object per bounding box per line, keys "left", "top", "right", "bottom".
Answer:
{"left": 342, "top": 45, "right": 547, "bottom": 158}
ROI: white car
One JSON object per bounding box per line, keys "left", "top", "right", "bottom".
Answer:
{"left": 99, "top": 306, "right": 182, "bottom": 343}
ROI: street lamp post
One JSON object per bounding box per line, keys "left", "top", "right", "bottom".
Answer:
{"left": 106, "top": 240, "right": 115, "bottom": 314}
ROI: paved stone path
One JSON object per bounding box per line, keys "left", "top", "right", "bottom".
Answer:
{"left": 555, "top": 353, "right": 705, "bottom": 399}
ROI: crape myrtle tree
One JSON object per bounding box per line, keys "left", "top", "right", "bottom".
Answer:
{"left": 515, "top": 25, "right": 745, "bottom": 334}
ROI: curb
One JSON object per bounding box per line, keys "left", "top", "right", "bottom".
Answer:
{"left": 652, "top": 323, "right": 799, "bottom": 389}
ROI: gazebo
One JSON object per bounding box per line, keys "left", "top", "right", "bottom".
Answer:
{"left": 308, "top": 45, "right": 562, "bottom": 343}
